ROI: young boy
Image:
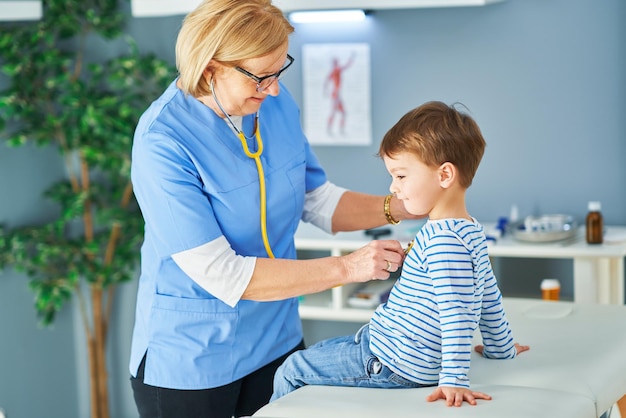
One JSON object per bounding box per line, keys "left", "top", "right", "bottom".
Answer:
{"left": 271, "top": 101, "right": 529, "bottom": 407}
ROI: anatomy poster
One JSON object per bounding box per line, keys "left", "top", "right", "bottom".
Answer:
{"left": 302, "top": 43, "right": 371, "bottom": 146}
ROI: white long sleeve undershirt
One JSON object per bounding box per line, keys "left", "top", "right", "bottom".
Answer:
{"left": 171, "top": 181, "right": 346, "bottom": 307}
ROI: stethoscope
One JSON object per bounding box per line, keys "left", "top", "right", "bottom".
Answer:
{"left": 210, "top": 78, "right": 275, "bottom": 258}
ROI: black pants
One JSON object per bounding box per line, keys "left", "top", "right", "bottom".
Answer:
{"left": 130, "top": 340, "right": 304, "bottom": 418}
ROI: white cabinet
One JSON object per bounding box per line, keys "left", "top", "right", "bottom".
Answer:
{"left": 131, "top": 0, "right": 505, "bottom": 17}
{"left": 298, "top": 284, "right": 373, "bottom": 322}
{"left": 131, "top": 0, "right": 200, "bottom": 17}
{"left": 295, "top": 221, "right": 626, "bottom": 322}
{"left": 274, "top": 0, "right": 506, "bottom": 12}
{"left": 0, "top": 1, "right": 41, "bottom": 21}
{"left": 296, "top": 220, "right": 414, "bottom": 323}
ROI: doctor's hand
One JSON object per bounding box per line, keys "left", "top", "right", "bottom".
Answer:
{"left": 474, "top": 343, "right": 530, "bottom": 356}
{"left": 426, "top": 386, "right": 491, "bottom": 407}
{"left": 341, "top": 239, "right": 405, "bottom": 282}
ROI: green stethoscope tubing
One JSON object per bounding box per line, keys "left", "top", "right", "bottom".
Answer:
{"left": 211, "top": 79, "right": 275, "bottom": 258}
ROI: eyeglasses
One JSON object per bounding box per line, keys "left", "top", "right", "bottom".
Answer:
{"left": 234, "top": 54, "right": 294, "bottom": 92}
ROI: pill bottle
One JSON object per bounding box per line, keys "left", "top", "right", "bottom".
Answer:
{"left": 540, "top": 279, "right": 560, "bottom": 301}
{"left": 585, "top": 201, "right": 603, "bottom": 244}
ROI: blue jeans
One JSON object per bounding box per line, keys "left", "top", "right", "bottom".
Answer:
{"left": 271, "top": 326, "right": 429, "bottom": 401}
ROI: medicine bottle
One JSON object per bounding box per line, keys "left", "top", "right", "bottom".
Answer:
{"left": 585, "top": 201, "right": 603, "bottom": 244}
{"left": 540, "top": 278, "right": 560, "bottom": 301}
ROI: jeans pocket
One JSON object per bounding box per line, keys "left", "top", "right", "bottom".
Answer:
{"left": 367, "top": 356, "right": 383, "bottom": 376}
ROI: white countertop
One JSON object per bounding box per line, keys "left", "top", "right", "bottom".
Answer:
{"left": 295, "top": 220, "right": 626, "bottom": 258}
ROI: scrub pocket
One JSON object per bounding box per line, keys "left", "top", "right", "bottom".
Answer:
{"left": 145, "top": 294, "right": 238, "bottom": 388}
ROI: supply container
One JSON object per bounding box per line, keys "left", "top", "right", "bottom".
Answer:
{"left": 585, "top": 201, "right": 603, "bottom": 244}
{"left": 540, "top": 278, "right": 560, "bottom": 301}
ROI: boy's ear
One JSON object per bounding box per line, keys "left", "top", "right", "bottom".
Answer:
{"left": 438, "top": 162, "right": 455, "bottom": 189}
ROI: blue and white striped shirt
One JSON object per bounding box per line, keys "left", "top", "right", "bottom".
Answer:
{"left": 369, "top": 218, "right": 516, "bottom": 388}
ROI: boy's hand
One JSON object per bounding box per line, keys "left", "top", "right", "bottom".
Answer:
{"left": 474, "top": 343, "right": 530, "bottom": 356}
{"left": 426, "top": 386, "right": 492, "bottom": 406}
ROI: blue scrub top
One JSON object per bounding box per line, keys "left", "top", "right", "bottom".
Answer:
{"left": 129, "top": 80, "right": 327, "bottom": 389}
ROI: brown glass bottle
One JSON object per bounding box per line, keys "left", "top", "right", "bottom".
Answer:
{"left": 585, "top": 201, "right": 603, "bottom": 244}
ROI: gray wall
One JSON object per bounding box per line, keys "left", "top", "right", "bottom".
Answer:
{"left": 284, "top": 2, "right": 626, "bottom": 224}
{"left": 0, "top": 0, "right": 624, "bottom": 416}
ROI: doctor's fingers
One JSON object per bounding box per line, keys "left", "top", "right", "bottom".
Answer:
{"left": 363, "top": 239, "right": 405, "bottom": 262}
{"left": 375, "top": 239, "right": 404, "bottom": 273}
{"left": 342, "top": 240, "right": 402, "bottom": 282}
{"left": 377, "top": 238, "right": 405, "bottom": 255}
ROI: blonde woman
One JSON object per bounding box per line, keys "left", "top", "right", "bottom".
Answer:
{"left": 128, "top": 1, "right": 412, "bottom": 417}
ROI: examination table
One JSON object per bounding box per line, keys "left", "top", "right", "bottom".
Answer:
{"left": 254, "top": 298, "right": 626, "bottom": 418}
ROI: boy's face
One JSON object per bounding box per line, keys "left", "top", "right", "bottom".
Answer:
{"left": 383, "top": 152, "right": 442, "bottom": 218}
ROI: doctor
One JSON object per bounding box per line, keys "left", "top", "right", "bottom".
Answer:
{"left": 128, "top": 1, "right": 412, "bottom": 417}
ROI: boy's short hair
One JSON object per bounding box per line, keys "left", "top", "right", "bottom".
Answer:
{"left": 378, "top": 101, "right": 486, "bottom": 188}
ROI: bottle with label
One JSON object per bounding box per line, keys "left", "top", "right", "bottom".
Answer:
{"left": 585, "top": 201, "right": 603, "bottom": 244}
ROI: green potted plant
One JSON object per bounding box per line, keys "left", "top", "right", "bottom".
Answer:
{"left": 0, "top": 1, "right": 174, "bottom": 417}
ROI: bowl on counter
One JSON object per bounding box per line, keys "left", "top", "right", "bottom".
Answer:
{"left": 508, "top": 214, "right": 578, "bottom": 243}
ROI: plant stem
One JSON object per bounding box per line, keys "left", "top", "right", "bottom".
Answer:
{"left": 102, "top": 181, "right": 133, "bottom": 336}
{"left": 80, "top": 153, "right": 94, "bottom": 243}
{"left": 92, "top": 285, "right": 109, "bottom": 418}
{"left": 87, "top": 334, "right": 100, "bottom": 418}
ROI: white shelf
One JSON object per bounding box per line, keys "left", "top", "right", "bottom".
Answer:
{"left": 296, "top": 221, "right": 626, "bottom": 322}
{"left": 299, "top": 305, "right": 372, "bottom": 322}
{"left": 299, "top": 281, "right": 376, "bottom": 322}
{"left": 295, "top": 222, "right": 413, "bottom": 321}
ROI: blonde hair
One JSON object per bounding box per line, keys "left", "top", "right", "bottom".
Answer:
{"left": 378, "top": 101, "right": 486, "bottom": 188}
{"left": 175, "top": 0, "right": 294, "bottom": 97}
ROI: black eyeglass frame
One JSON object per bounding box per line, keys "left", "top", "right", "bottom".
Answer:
{"left": 234, "top": 54, "right": 295, "bottom": 92}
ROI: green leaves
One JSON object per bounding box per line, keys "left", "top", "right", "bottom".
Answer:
{"left": 30, "top": 278, "right": 75, "bottom": 326}
{"left": 0, "top": 0, "right": 176, "bottom": 326}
